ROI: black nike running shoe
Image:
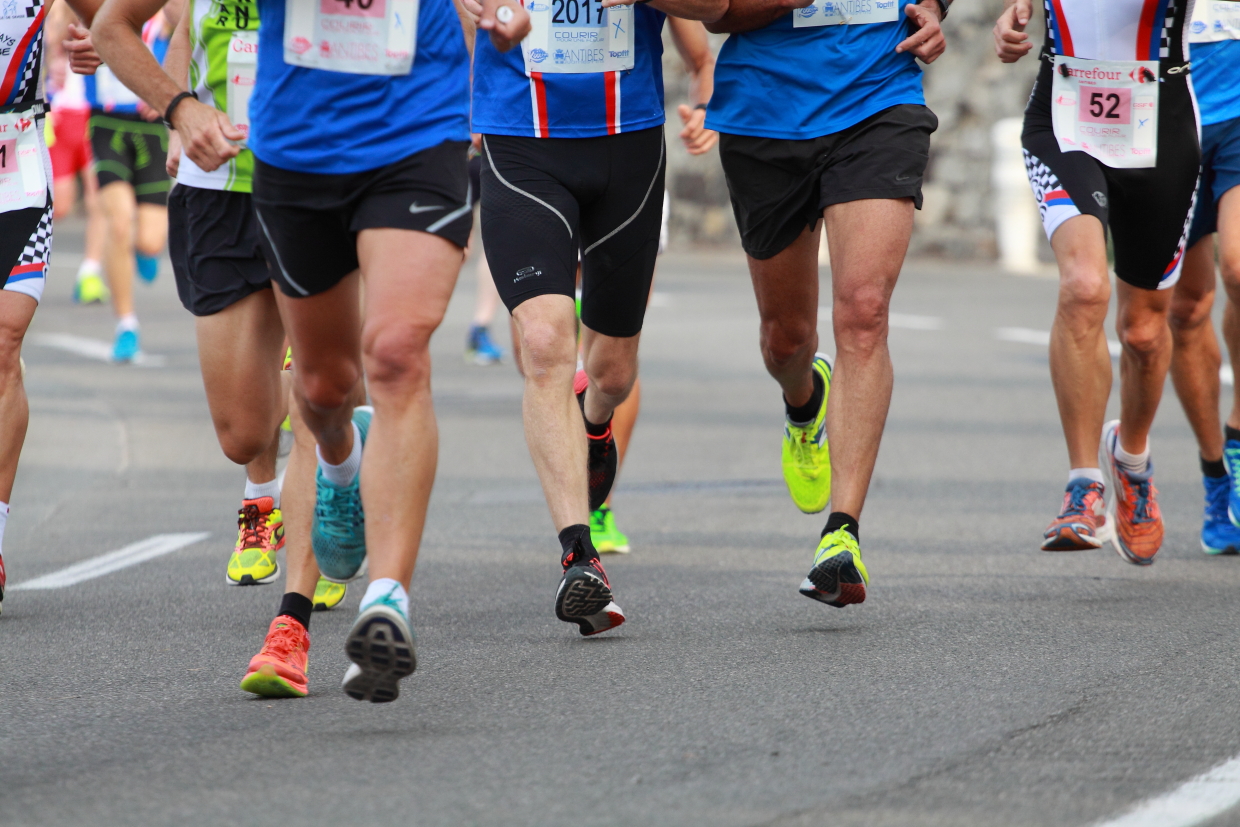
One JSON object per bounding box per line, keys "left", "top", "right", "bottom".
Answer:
{"left": 555, "top": 542, "right": 625, "bottom": 636}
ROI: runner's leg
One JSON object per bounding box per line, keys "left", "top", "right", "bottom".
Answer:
{"left": 98, "top": 180, "right": 137, "bottom": 320}
{"left": 1169, "top": 238, "right": 1223, "bottom": 463}
{"left": 1218, "top": 189, "right": 1240, "bottom": 430}
{"left": 0, "top": 292, "right": 37, "bottom": 503}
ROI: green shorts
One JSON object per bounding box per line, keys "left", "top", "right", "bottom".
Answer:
{"left": 89, "top": 111, "right": 170, "bottom": 205}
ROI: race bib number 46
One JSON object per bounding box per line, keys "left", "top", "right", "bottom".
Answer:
{"left": 794, "top": 0, "right": 899, "bottom": 28}
{"left": 1190, "top": 0, "right": 1240, "bottom": 43}
{"left": 521, "top": 0, "right": 633, "bottom": 74}
{"left": 1051, "top": 56, "right": 1159, "bottom": 169}
{"left": 284, "top": 0, "right": 419, "bottom": 75}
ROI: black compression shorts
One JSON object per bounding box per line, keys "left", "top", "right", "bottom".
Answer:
{"left": 88, "top": 111, "right": 170, "bottom": 205}
{"left": 252, "top": 140, "right": 472, "bottom": 298}
{"left": 1021, "top": 58, "right": 1199, "bottom": 290}
{"left": 169, "top": 185, "right": 270, "bottom": 316}
{"left": 479, "top": 126, "right": 665, "bottom": 338}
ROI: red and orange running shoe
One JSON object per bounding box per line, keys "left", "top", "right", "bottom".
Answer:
{"left": 1041, "top": 479, "right": 1108, "bottom": 551}
{"left": 1099, "top": 420, "right": 1163, "bottom": 565}
{"left": 240, "top": 616, "right": 310, "bottom": 698}
{"left": 226, "top": 496, "right": 285, "bottom": 586}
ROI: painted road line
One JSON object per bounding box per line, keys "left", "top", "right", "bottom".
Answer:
{"left": 11, "top": 532, "right": 211, "bottom": 591}
{"left": 995, "top": 327, "right": 1121, "bottom": 356}
{"left": 34, "top": 333, "right": 166, "bottom": 367}
{"left": 1092, "top": 754, "right": 1240, "bottom": 827}
{"left": 818, "top": 308, "right": 943, "bottom": 330}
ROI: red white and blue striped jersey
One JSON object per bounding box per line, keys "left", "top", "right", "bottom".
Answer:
{"left": 0, "top": 0, "right": 46, "bottom": 111}
{"left": 1043, "top": 0, "right": 1190, "bottom": 62}
{"left": 471, "top": 4, "right": 666, "bottom": 138}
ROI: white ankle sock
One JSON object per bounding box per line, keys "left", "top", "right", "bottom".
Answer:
{"left": 317, "top": 422, "right": 362, "bottom": 486}
{"left": 116, "top": 314, "right": 139, "bottom": 333}
{"left": 1069, "top": 468, "right": 1104, "bottom": 485}
{"left": 77, "top": 259, "right": 101, "bottom": 279}
{"left": 244, "top": 477, "right": 281, "bottom": 506}
{"left": 362, "top": 578, "right": 408, "bottom": 618}
{"left": 1114, "top": 441, "right": 1150, "bottom": 476}
{"left": 0, "top": 501, "right": 9, "bottom": 555}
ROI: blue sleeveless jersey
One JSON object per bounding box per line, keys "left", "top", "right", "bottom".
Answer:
{"left": 706, "top": 4, "right": 924, "bottom": 140}
{"left": 249, "top": 0, "right": 469, "bottom": 174}
{"left": 1191, "top": 39, "right": 1240, "bottom": 126}
{"left": 471, "top": 4, "right": 666, "bottom": 138}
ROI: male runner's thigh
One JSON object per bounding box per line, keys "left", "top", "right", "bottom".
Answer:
{"left": 479, "top": 134, "right": 582, "bottom": 314}
{"left": 717, "top": 132, "right": 825, "bottom": 261}
{"left": 170, "top": 186, "right": 270, "bottom": 317}
{"left": 818, "top": 103, "right": 937, "bottom": 212}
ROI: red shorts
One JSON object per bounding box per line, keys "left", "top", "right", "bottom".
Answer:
{"left": 49, "top": 107, "right": 91, "bottom": 180}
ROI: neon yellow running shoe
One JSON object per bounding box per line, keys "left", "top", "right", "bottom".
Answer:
{"left": 590, "top": 505, "right": 630, "bottom": 553}
{"left": 73, "top": 272, "right": 110, "bottom": 305}
{"left": 781, "top": 353, "right": 833, "bottom": 514}
{"left": 226, "top": 498, "right": 284, "bottom": 586}
{"left": 799, "top": 526, "right": 868, "bottom": 607}
{"left": 313, "top": 577, "right": 347, "bottom": 611}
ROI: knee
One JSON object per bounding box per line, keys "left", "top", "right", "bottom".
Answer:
{"left": 1221, "top": 251, "right": 1240, "bottom": 293}
{"left": 833, "top": 288, "right": 890, "bottom": 352}
{"left": 760, "top": 316, "right": 816, "bottom": 370}
{"left": 299, "top": 362, "right": 361, "bottom": 413}
{"left": 1168, "top": 289, "right": 1213, "bottom": 338}
{"left": 588, "top": 356, "right": 637, "bottom": 401}
{"left": 518, "top": 319, "right": 576, "bottom": 382}
{"left": 216, "top": 423, "right": 269, "bottom": 466}
{"left": 1120, "top": 314, "right": 1169, "bottom": 360}
{"left": 363, "top": 323, "right": 433, "bottom": 392}
{"left": 1058, "top": 271, "right": 1111, "bottom": 320}
{"left": 0, "top": 322, "right": 24, "bottom": 380}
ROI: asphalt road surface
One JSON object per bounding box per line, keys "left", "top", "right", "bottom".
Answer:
{"left": 5, "top": 217, "right": 1240, "bottom": 827}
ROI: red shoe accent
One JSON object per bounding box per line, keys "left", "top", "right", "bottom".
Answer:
{"left": 238, "top": 497, "right": 285, "bottom": 553}
{"left": 1042, "top": 481, "right": 1106, "bottom": 551}
{"left": 243, "top": 617, "right": 310, "bottom": 695}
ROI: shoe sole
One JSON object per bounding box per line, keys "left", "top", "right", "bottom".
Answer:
{"left": 318, "top": 556, "right": 368, "bottom": 585}
{"left": 597, "top": 544, "right": 631, "bottom": 554}
{"left": 240, "top": 663, "right": 308, "bottom": 698}
{"left": 555, "top": 567, "right": 625, "bottom": 636}
{"left": 1200, "top": 538, "right": 1240, "bottom": 556}
{"left": 1040, "top": 525, "right": 1103, "bottom": 551}
{"left": 1098, "top": 421, "right": 1157, "bottom": 567}
{"left": 343, "top": 605, "right": 416, "bottom": 703}
{"left": 226, "top": 561, "right": 281, "bottom": 586}
{"left": 799, "top": 550, "right": 866, "bottom": 608}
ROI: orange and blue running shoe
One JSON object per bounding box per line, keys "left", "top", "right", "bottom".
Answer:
{"left": 227, "top": 497, "right": 285, "bottom": 585}
{"left": 1099, "top": 420, "right": 1163, "bottom": 566}
{"left": 239, "top": 616, "right": 310, "bottom": 698}
{"left": 1041, "top": 479, "right": 1108, "bottom": 551}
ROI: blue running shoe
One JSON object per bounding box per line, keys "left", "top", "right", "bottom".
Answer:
{"left": 312, "top": 406, "right": 372, "bottom": 582}
{"left": 112, "top": 328, "right": 139, "bottom": 363}
{"left": 136, "top": 253, "right": 159, "bottom": 283}
{"left": 466, "top": 324, "right": 503, "bottom": 365}
{"left": 342, "top": 584, "right": 416, "bottom": 703}
{"left": 1223, "top": 438, "right": 1240, "bottom": 527}
{"left": 1202, "top": 473, "right": 1240, "bottom": 554}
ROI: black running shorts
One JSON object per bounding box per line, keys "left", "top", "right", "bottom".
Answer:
{"left": 169, "top": 185, "right": 270, "bottom": 317}
{"left": 1021, "top": 58, "right": 1199, "bottom": 291}
{"left": 718, "top": 103, "right": 938, "bottom": 261}
{"left": 88, "top": 111, "right": 170, "bottom": 205}
{"left": 252, "top": 140, "right": 472, "bottom": 298}
{"left": 480, "top": 126, "right": 665, "bottom": 338}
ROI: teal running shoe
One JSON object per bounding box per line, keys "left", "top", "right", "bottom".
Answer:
{"left": 112, "top": 328, "right": 140, "bottom": 363}
{"left": 312, "top": 406, "right": 371, "bottom": 583}
{"left": 342, "top": 584, "right": 416, "bottom": 703}
{"left": 136, "top": 253, "right": 159, "bottom": 283}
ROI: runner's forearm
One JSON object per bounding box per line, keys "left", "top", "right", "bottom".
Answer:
{"left": 62, "top": 0, "right": 102, "bottom": 27}
{"left": 91, "top": 0, "right": 183, "bottom": 114}
{"left": 651, "top": 0, "right": 728, "bottom": 23}
{"left": 705, "top": 0, "right": 801, "bottom": 34}
{"left": 669, "top": 17, "right": 714, "bottom": 105}
{"left": 163, "top": 7, "right": 191, "bottom": 90}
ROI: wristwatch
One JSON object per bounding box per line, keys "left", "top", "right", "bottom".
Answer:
{"left": 935, "top": 0, "right": 950, "bottom": 19}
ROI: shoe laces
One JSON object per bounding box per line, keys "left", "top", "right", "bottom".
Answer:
{"left": 315, "top": 483, "right": 363, "bottom": 536}
{"left": 1061, "top": 482, "right": 1101, "bottom": 518}
{"left": 263, "top": 621, "right": 306, "bottom": 662}
{"left": 237, "top": 503, "right": 272, "bottom": 550}
{"left": 788, "top": 419, "right": 824, "bottom": 461}
{"left": 1204, "top": 474, "right": 1230, "bottom": 522}
{"left": 1225, "top": 444, "right": 1240, "bottom": 497}
{"left": 562, "top": 543, "right": 608, "bottom": 584}
{"left": 817, "top": 526, "right": 859, "bottom": 564}
{"left": 1121, "top": 475, "right": 1158, "bottom": 524}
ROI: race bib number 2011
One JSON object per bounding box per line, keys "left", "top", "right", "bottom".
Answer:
{"left": 1190, "top": 0, "right": 1240, "bottom": 43}
{"left": 521, "top": 0, "right": 633, "bottom": 74}
{"left": 794, "top": 0, "right": 899, "bottom": 28}
{"left": 1051, "top": 56, "right": 1159, "bottom": 169}
{"left": 284, "top": 0, "right": 419, "bottom": 75}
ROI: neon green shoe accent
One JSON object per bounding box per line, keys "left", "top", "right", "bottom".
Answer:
{"left": 239, "top": 664, "right": 307, "bottom": 698}
{"left": 590, "top": 505, "right": 630, "bottom": 554}
{"left": 281, "top": 415, "right": 292, "bottom": 433}
{"left": 73, "top": 272, "right": 110, "bottom": 305}
{"left": 812, "top": 528, "right": 868, "bottom": 582}
{"left": 781, "top": 353, "right": 832, "bottom": 514}
{"left": 313, "top": 577, "right": 347, "bottom": 611}
{"left": 227, "top": 547, "right": 279, "bottom": 585}
{"left": 799, "top": 527, "right": 869, "bottom": 607}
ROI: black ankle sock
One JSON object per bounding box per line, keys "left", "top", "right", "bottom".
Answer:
{"left": 277, "top": 592, "right": 313, "bottom": 630}
{"left": 822, "top": 512, "right": 859, "bottom": 542}
{"left": 558, "top": 524, "right": 597, "bottom": 561}
{"left": 584, "top": 415, "right": 611, "bottom": 438}
{"left": 1227, "top": 425, "right": 1240, "bottom": 444}
{"left": 1203, "top": 456, "right": 1228, "bottom": 479}
{"left": 785, "top": 369, "right": 824, "bottom": 425}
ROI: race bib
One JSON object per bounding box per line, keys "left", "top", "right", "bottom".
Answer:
{"left": 521, "top": 0, "right": 633, "bottom": 74}
{"left": 284, "top": 0, "right": 419, "bottom": 75}
{"left": 1189, "top": 0, "right": 1240, "bottom": 43}
{"left": 0, "top": 109, "right": 47, "bottom": 213}
{"left": 794, "top": 0, "right": 899, "bottom": 28}
{"left": 226, "top": 31, "right": 258, "bottom": 141}
{"left": 1051, "top": 56, "right": 1159, "bottom": 169}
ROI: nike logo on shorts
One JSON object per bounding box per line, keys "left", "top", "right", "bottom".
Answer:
{"left": 409, "top": 203, "right": 444, "bottom": 214}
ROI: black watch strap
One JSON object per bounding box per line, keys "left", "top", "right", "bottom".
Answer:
{"left": 935, "top": 0, "right": 949, "bottom": 19}
{"left": 163, "top": 91, "right": 195, "bottom": 128}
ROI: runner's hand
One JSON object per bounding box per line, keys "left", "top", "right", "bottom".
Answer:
{"left": 137, "top": 100, "right": 160, "bottom": 122}
{"left": 895, "top": 2, "right": 945, "bottom": 64}
{"left": 167, "top": 130, "right": 182, "bottom": 178}
{"left": 478, "top": 0, "right": 530, "bottom": 52}
{"left": 600, "top": 0, "right": 636, "bottom": 7}
{"left": 677, "top": 104, "right": 718, "bottom": 155}
{"left": 994, "top": 0, "right": 1033, "bottom": 63}
{"left": 461, "top": 0, "right": 482, "bottom": 22}
{"left": 64, "top": 23, "right": 102, "bottom": 75}
{"left": 171, "top": 98, "right": 243, "bottom": 173}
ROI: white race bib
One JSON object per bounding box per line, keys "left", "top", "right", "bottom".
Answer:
{"left": 1189, "top": 0, "right": 1240, "bottom": 43}
{"left": 521, "top": 0, "right": 633, "bottom": 74}
{"left": 283, "top": 0, "right": 419, "bottom": 75}
{"left": 1051, "top": 56, "right": 1159, "bottom": 169}
{"left": 0, "top": 109, "right": 47, "bottom": 213}
{"left": 794, "top": 0, "right": 899, "bottom": 28}
{"left": 227, "top": 31, "right": 258, "bottom": 142}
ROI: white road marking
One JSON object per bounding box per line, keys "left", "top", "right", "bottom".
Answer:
{"left": 10, "top": 532, "right": 210, "bottom": 590}
{"left": 649, "top": 291, "right": 673, "bottom": 308}
{"left": 1091, "top": 754, "right": 1240, "bottom": 827}
{"left": 1223, "top": 364, "right": 1234, "bottom": 387}
{"left": 34, "top": 333, "right": 166, "bottom": 367}
{"left": 817, "top": 308, "right": 943, "bottom": 330}
{"left": 995, "top": 327, "right": 1121, "bottom": 357}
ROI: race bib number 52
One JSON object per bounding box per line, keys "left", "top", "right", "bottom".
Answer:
{"left": 1051, "top": 56, "right": 1160, "bottom": 169}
